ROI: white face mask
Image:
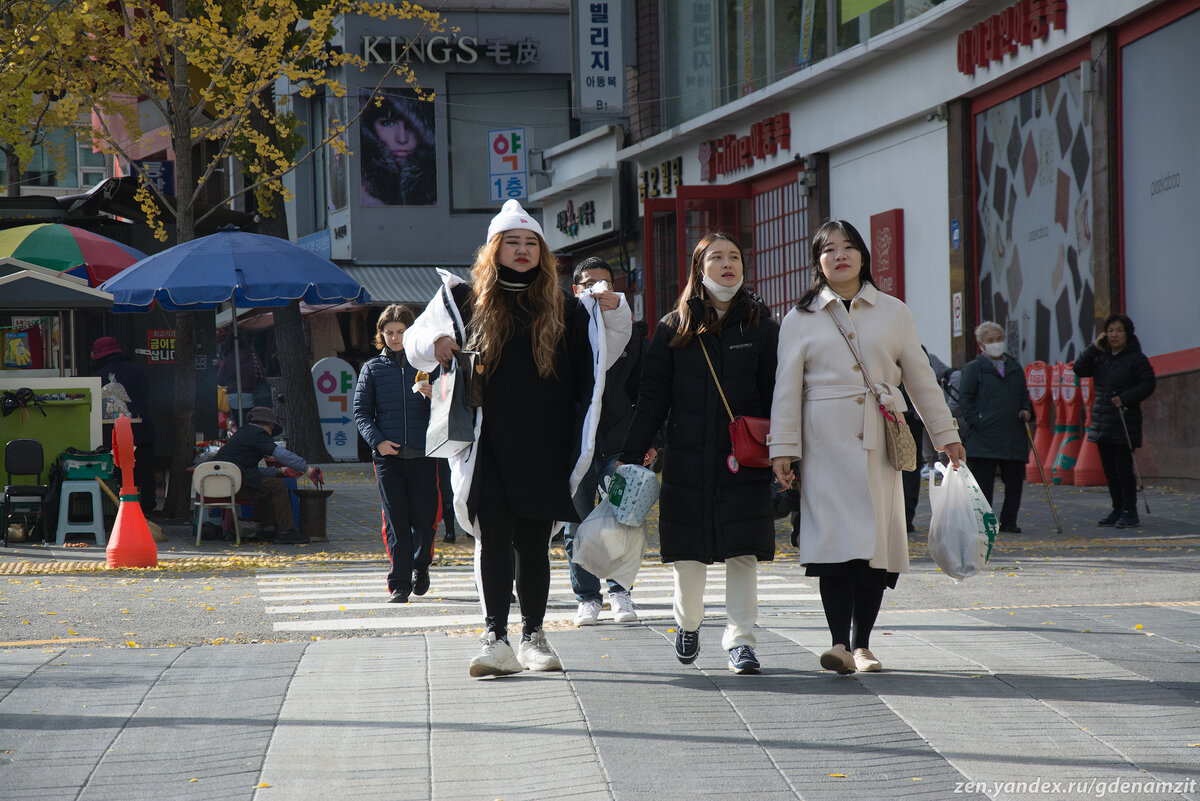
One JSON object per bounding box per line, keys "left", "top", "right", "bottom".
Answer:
{"left": 701, "top": 273, "right": 743, "bottom": 303}
{"left": 982, "top": 341, "right": 1006, "bottom": 359}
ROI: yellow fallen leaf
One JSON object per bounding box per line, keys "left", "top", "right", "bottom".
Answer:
{"left": 829, "top": 773, "right": 847, "bottom": 778}
{"left": 338, "top": 606, "right": 346, "bottom": 611}
{"left": 910, "top": 777, "right": 923, "bottom": 781}
{"left": 190, "top": 778, "right": 198, "bottom": 782}
{"left": 1134, "top": 624, "right": 1144, "bottom": 629}
{"left": 68, "top": 629, "right": 78, "bottom": 636}
{"left": 126, "top": 641, "right": 140, "bottom": 648}
{"left": 257, "top": 782, "right": 272, "bottom": 787}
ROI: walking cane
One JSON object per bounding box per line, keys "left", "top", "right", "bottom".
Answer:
{"left": 1025, "top": 423, "right": 1063, "bottom": 534}
{"left": 1117, "top": 407, "right": 1152, "bottom": 515}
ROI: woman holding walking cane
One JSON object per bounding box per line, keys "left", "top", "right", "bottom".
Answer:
{"left": 1073, "top": 314, "right": 1156, "bottom": 529}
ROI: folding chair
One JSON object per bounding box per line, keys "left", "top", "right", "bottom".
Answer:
{"left": 2, "top": 439, "right": 48, "bottom": 547}
{"left": 192, "top": 461, "right": 242, "bottom": 546}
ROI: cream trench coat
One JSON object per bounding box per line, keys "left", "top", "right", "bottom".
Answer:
{"left": 767, "top": 284, "right": 960, "bottom": 573}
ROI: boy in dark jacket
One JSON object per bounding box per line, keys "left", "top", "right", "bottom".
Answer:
{"left": 353, "top": 304, "right": 439, "bottom": 603}
{"left": 213, "top": 406, "right": 314, "bottom": 543}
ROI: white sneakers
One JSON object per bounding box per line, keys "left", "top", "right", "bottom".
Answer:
{"left": 610, "top": 591, "right": 638, "bottom": 623}
{"left": 468, "top": 632, "right": 524, "bottom": 678}
{"left": 573, "top": 599, "right": 602, "bottom": 627}
{"left": 517, "top": 629, "right": 562, "bottom": 671}
{"left": 574, "top": 593, "right": 638, "bottom": 627}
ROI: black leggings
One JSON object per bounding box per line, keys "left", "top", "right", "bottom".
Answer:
{"left": 819, "top": 577, "right": 886, "bottom": 651}
{"left": 1097, "top": 441, "right": 1138, "bottom": 513}
{"left": 477, "top": 502, "right": 552, "bottom": 639}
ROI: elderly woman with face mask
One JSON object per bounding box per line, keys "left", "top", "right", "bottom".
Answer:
{"left": 958, "top": 321, "right": 1033, "bottom": 534}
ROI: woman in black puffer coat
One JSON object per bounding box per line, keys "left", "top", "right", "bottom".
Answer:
{"left": 621, "top": 232, "right": 778, "bottom": 675}
{"left": 1073, "top": 314, "right": 1156, "bottom": 528}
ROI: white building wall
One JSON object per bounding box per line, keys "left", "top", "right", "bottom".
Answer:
{"left": 829, "top": 118, "right": 952, "bottom": 357}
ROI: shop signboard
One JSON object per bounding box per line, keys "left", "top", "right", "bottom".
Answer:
{"left": 870, "top": 209, "right": 905, "bottom": 300}
{"left": 147, "top": 329, "right": 175, "bottom": 364}
{"left": 312, "top": 356, "right": 359, "bottom": 461}
{"left": 577, "top": 1, "right": 624, "bottom": 115}
{"left": 488, "top": 128, "right": 528, "bottom": 202}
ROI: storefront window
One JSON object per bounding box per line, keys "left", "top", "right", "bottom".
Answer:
{"left": 837, "top": 0, "right": 897, "bottom": 53}
{"left": 446, "top": 73, "right": 570, "bottom": 213}
{"left": 720, "top": 1, "right": 767, "bottom": 102}
{"left": 661, "top": 0, "right": 716, "bottom": 129}
{"left": 776, "top": 0, "right": 828, "bottom": 76}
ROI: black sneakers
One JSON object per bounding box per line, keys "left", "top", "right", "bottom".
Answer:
{"left": 413, "top": 568, "right": 430, "bottom": 596}
{"left": 388, "top": 590, "right": 409, "bottom": 604}
{"left": 675, "top": 629, "right": 700, "bottom": 664}
{"left": 728, "top": 645, "right": 760, "bottom": 674}
{"left": 1115, "top": 510, "right": 1140, "bottom": 529}
{"left": 1098, "top": 510, "right": 1121, "bottom": 526}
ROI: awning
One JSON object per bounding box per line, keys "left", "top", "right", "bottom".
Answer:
{"left": 341, "top": 265, "right": 471, "bottom": 307}
{"left": 0, "top": 267, "right": 114, "bottom": 309}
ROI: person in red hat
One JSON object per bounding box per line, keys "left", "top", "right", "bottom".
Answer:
{"left": 91, "top": 336, "right": 157, "bottom": 515}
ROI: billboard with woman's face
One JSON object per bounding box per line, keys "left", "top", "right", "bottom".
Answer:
{"left": 359, "top": 88, "right": 437, "bottom": 206}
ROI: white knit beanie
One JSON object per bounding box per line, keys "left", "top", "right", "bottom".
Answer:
{"left": 486, "top": 199, "right": 544, "bottom": 242}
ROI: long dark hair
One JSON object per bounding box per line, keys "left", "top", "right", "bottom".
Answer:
{"left": 667, "top": 232, "right": 760, "bottom": 348}
{"left": 795, "top": 219, "right": 878, "bottom": 312}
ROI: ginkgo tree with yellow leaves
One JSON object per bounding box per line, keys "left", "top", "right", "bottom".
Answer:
{"left": 0, "top": 0, "right": 131, "bottom": 195}
{"left": 37, "top": 0, "right": 446, "bottom": 517}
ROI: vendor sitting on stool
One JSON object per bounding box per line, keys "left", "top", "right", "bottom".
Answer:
{"left": 213, "top": 406, "right": 314, "bottom": 544}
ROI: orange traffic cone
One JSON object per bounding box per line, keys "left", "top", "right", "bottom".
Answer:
{"left": 1072, "top": 376, "right": 1107, "bottom": 486}
{"left": 1051, "top": 362, "right": 1083, "bottom": 485}
{"left": 1025, "top": 362, "right": 1053, "bottom": 483}
{"left": 106, "top": 415, "right": 158, "bottom": 568}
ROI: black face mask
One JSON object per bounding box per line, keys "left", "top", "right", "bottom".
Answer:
{"left": 497, "top": 263, "right": 537, "bottom": 290}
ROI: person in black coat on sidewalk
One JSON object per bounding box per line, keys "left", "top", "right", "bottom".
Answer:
{"left": 353, "top": 304, "right": 438, "bottom": 603}
{"left": 959, "top": 321, "right": 1033, "bottom": 533}
{"left": 620, "top": 232, "right": 779, "bottom": 675}
{"left": 1073, "top": 314, "right": 1156, "bottom": 528}
{"left": 405, "top": 199, "right": 631, "bottom": 678}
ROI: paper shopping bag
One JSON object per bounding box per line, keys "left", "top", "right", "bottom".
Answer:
{"left": 426, "top": 357, "right": 475, "bottom": 458}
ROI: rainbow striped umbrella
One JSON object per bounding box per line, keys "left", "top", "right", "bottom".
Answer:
{"left": 0, "top": 223, "right": 147, "bottom": 287}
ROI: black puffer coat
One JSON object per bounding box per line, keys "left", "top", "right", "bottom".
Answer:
{"left": 1073, "top": 336, "right": 1156, "bottom": 447}
{"left": 620, "top": 292, "right": 779, "bottom": 564}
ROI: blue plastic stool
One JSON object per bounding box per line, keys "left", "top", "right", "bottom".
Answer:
{"left": 56, "top": 480, "right": 107, "bottom": 546}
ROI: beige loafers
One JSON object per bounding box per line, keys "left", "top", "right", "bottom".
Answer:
{"left": 819, "top": 644, "right": 856, "bottom": 675}
{"left": 853, "top": 647, "right": 882, "bottom": 672}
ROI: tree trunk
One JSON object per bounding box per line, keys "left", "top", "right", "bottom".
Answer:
{"left": 4, "top": 147, "right": 21, "bottom": 197}
{"left": 161, "top": 0, "right": 198, "bottom": 518}
{"left": 275, "top": 301, "right": 332, "bottom": 462}
{"left": 254, "top": 87, "right": 331, "bottom": 464}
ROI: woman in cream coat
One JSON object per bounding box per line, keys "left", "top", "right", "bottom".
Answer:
{"left": 769, "top": 219, "right": 965, "bottom": 675}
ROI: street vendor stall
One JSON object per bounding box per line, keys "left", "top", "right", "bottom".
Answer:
{"left": 0, "top": 258, "right": 112, "bottom": 478}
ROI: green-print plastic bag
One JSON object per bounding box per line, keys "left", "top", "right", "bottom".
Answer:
{"left": 928, "top": 463, "right": 998, "bottom": 580}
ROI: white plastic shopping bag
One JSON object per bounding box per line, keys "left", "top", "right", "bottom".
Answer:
{"left": 927, "top": 463, "right": 998, "bottom": 580}
{"left": 607, "top": 464, "right": 660, "bottom": 526}
{"left": 573, "top": 498, "right": 646, "bottom": 590}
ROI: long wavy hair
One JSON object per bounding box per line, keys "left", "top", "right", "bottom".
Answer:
{"left": 795, "top": 219, "right": 878, "bottom": 312}
{"left": 466, "top": 232, "right": 565, "bottom": 378}
{"left": 667, "top": 232, "right": 758, "bottom": 348}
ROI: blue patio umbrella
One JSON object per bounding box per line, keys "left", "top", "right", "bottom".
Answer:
{"left": 100, "top": 230, "right": 370, "bottom": 422}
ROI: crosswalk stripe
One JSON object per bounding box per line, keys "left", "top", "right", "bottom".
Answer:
{"left": 256, "top": 564, "right": 820, "bottom": 633}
